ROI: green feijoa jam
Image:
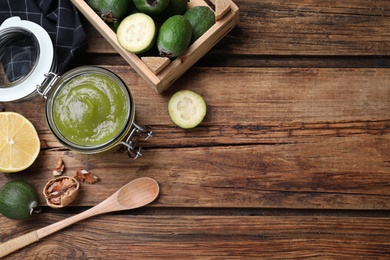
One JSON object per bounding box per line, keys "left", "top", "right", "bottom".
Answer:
{"left": 52, "top": 73, "right": 129, "bottom": 147}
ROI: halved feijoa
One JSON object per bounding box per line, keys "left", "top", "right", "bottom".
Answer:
{"left": 168, "top": 90, "right": 207, "bottom": 129}
{"left": 117, "top": 13, "right": 157, "bottom": 54}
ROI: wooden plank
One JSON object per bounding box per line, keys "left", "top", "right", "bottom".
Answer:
{"left": 2, "top": 136, "right": 387, "bottom": 210}
{"left": 1, "top": 214, "right": 389, "bottom": 258}
{"left": 85, "top": 0, "right": 390, "bottom": 56}
{"left": 2, "top": 67, "right": 389, "bottom": 128}
{"left": 212, "top": 0, "right": 390, "bottom": 55}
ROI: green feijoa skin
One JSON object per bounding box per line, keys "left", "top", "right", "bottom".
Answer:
{"left": 133, "top": 0, "right": 170, "bottom": 15}
{"left": 112, "top": 18, "right": 122, "bottom": 32}
{"left": 157, "top": 15, "right": 192, "bottom": 58}
{"left": 0, "top": 180, "right": 41, "bottom": 220}
{"left": 184, "top": 6, "right": 216, "bottom": 42}
{"left": 154, "top": 0, "right": 188, "bottom": 23}
{"left": 86, "top": 0, "right": 135, "bottom": 22}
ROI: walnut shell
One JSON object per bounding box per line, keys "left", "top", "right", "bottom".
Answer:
{"left": 43, "top": 176, "right": 80, "bottom": 208}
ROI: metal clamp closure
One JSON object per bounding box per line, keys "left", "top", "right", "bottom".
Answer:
{"left": 120, "top": 123, "right": 153, "bottom": 159}
{"left": 36, "top": 72, "right": 60, "bottom": 99}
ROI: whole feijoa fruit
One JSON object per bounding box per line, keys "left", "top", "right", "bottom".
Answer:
{"left": 133, "top": 0, "right": 170, "bottom": 15}
{"left": 154, "top": 0, "right": 188, "bottom": 23}
{"left": 0, "top": 180, "right": 41, "bottom": 220}
{"left": 157, "top": 15, "right": 192, "bottom": 58}
{"left": 184, "top": 6, "right": 216, "bottom": 42}
{"left": 86, "top": 0, "right": 135, "bottom": 22}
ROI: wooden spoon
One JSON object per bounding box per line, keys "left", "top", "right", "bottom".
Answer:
{"left": 0, "top": 177, "right": 159, "bottom": 258}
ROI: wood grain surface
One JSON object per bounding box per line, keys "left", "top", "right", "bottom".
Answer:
{"left": 1, "top": 0, "right": 389, "bottom": 258}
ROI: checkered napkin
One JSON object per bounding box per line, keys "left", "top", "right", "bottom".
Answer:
{"left": 0, "top": 0, "right": 88, "bottom": 82}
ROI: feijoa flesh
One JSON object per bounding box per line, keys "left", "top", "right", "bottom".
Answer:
{"left": 0, "top": 180, "right": 41, "bottom": 220}
{"left": 168, "top": 90, "right": 207, "bottom": 129}
{"left": 184, "top": 6, "right": 216, "bottom": 42}
{"left": 157, "top": 15, "right": 192, "bottom": 58}
{"left": 117, "top": 13, "right": 157, "bottom": 54}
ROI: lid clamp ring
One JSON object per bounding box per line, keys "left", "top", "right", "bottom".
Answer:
{"left": 120, "top": 123, "right": 154, "bottom": 159}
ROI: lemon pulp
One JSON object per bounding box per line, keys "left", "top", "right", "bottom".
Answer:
{"left": 0, "top": 112, "right": 40, "bottom": 172}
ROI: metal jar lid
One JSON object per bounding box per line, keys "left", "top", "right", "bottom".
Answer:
{"left": 0, "top": 17, "right": 55, "bottom": 102}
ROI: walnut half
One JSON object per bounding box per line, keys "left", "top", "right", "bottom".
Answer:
{"left": 43, "top": 176, "right": 80, "bottom": 208}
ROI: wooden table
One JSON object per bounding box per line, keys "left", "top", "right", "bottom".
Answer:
{"left": 1, "top": 0, "right": 390, "bottom": 258}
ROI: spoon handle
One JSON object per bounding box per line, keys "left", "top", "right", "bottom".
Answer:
{"left": 0, "top": 205, "right": 106, "bottom": 258}
{"left": 0, "top": 231, "right": 39, "bottom": 258}
{"left": 0, "top": 193, "right": 116, "bottom": 258}
{"left": 38, "top": 204, "right": 111, "bottom": 238}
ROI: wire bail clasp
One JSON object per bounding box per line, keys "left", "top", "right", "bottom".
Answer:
{"left": 36, "top": 72, "right": 60, "bottom": 99}
{"left": 120, "top": 123, "right": 153, "bottom": 159}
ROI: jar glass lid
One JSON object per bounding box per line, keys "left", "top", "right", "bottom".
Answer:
{"left": 0, "top": 17, "right": 54, "bottom": 102}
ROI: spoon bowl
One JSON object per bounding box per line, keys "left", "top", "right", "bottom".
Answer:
{"left": 117, "top": 177, "right": 159, "bottom": 209}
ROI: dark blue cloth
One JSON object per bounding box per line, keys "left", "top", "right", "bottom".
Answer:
{"left": 0, "top": 0, "right": 88, "bottom": 81}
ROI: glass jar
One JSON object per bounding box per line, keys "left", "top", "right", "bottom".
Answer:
{"left": 0, "top": 17, "right": 152, "bottom": 158}
{"left": 44, "top": 66, "right": 153, "bottom": 157}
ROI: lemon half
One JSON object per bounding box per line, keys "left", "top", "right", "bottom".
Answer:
{"left": 0, "top": 112, "right": 40, "bottom": 172}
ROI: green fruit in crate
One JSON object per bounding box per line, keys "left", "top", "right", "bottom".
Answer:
{"left": 117, "top": 13, "right": 157, "bottom": 54}
{"left": 184, "top": 6, "right": 216, "bottom": 42}
{"left": 154, "top": 0, "right": 188, "bottom": 23}
{"left": 0, "top": 180, "right": 41, "bottom": 220}
{"left": 157, "top": 15, "right": 192, "bottom": 58}
{"left": 133, "top": 0, "right": 170, "bottom": 15}
{"left": 86, "top": 0, "right": 135, "bottom": 22}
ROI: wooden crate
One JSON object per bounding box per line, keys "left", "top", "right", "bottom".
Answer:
{"left": 71, "top": 0, "right": 239, "bottom": 93}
